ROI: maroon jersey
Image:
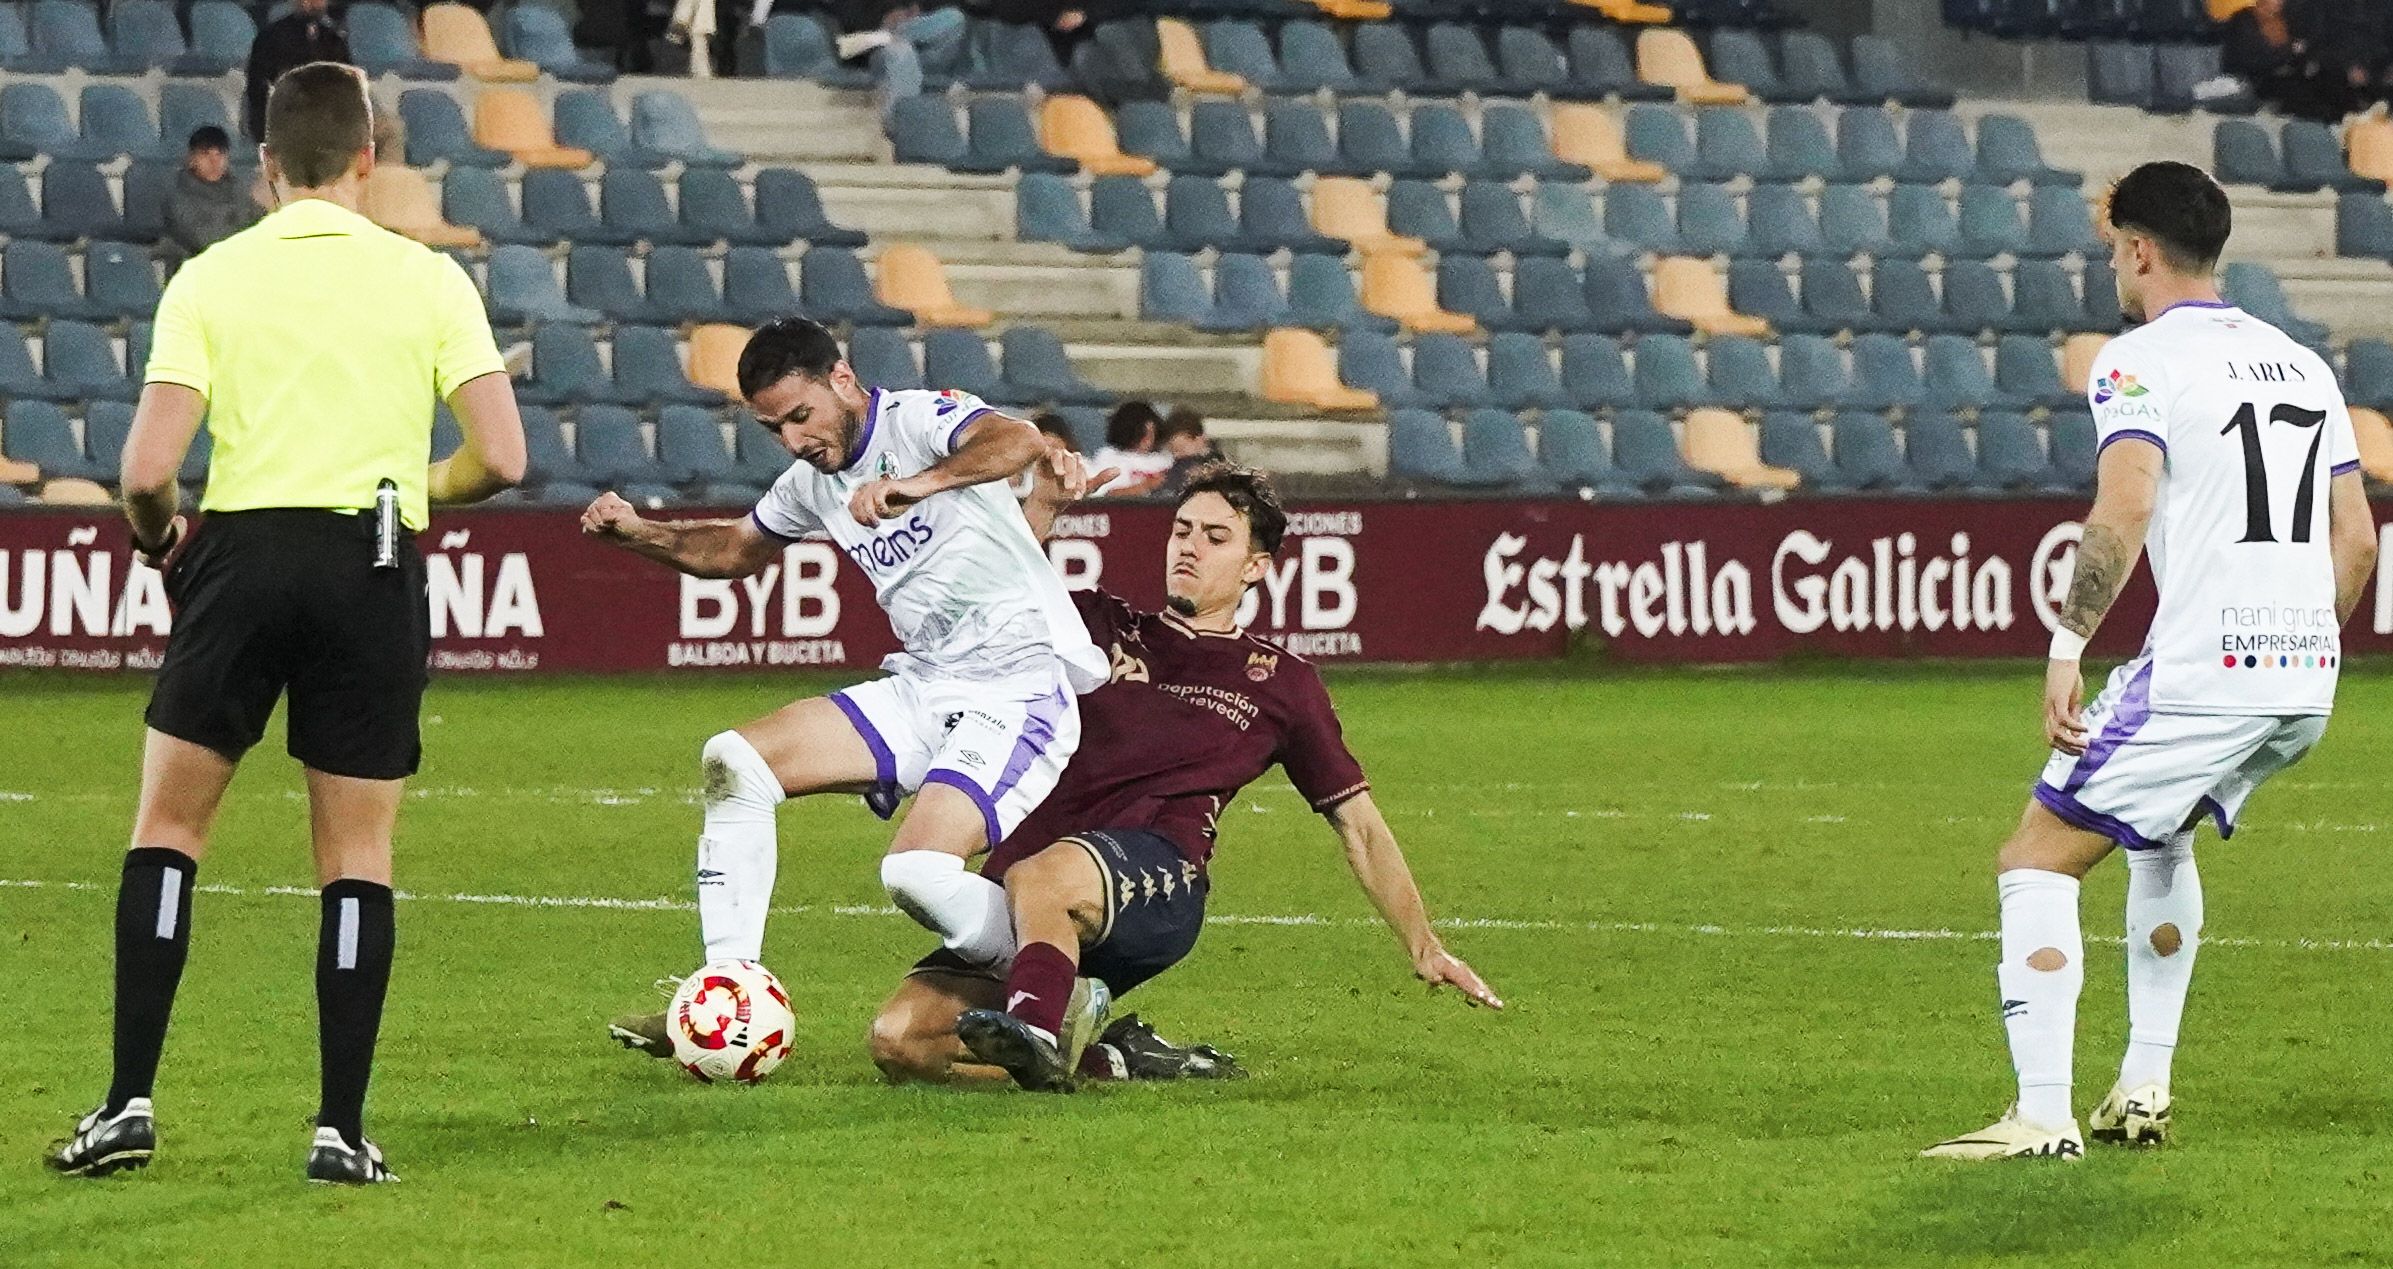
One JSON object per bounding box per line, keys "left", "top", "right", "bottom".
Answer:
{"left": 984, "top": 590, "right": 1370, "bottom": 879}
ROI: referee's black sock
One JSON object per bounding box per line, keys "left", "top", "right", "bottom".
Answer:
{"left": 107, "top": 848, "right": 198, "bottom": 1116}
{"left": 315, "top": 879, "right": 395, "bottom": 1150}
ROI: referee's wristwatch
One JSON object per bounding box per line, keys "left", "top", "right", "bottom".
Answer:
{"left": 132, "top": 519, "right": 182, "bottom": 568}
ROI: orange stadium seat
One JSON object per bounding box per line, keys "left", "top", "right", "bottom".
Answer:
{"left": 2060, "top": 332, "right": 2109, "bottom": 394}
{"left": 1156, "top": 18, "right": 1249, "bottom": 95}
{"left": 1685, "top": 408, "right": 1800, "bottom": 490}
{"left": 875, "top": 245, "right": 993, "bottom": 328}
{"left": 1310, "top": 178, "right": 1426, "bottom": 257}
{"left": 1653, "top": 258, "right": 1768, "bottom": 337}
{"left": 1571, "top": 0, "right": 1673, "bottom": 23}
{"left": 38, "top": 478, "right": 112, "bottom": 505}
{"left": 2352, "top": 406, "right": 2393, "bottom": 482}
{"left": 688, "top": 324, "right": 750, "bottom": 396}
{"left": 1303, "top": 0, "right": 1394, "bottom": 20}
{"left": 422, "top": 3, "right": 540, "bottom": 81}
{"left": 363, "top": 166, "right": 482, "bottom": 249}
{"left": 1039, "top": 96, "right": 1159, "bottom": 177}
{"left": 1360, "top": 255, "right": 1478, "bottom": 335}
{"left": 0, "top": 455, "right": 37, "bottom": 486}
{"left": 1549, "top": 105, "right": 1668, "bottom": 183}
{"left": 1261, "top": 329, "right": 1379, "bottom": 412}
{"left": 474, "top": 90, "right": 595, "bottom": 168}
{"left": 1637, "top": 28, "right": 1749, "bottom": 105}
{"left": 2346, "top": 116, "right": 2393, "bottom": 187}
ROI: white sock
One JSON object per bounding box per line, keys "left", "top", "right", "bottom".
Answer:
{"left": 1997, "top": 868, "right": 2083, "bottom": 1129}
{"left": 880, "top": 850, "right": 1015, "bottom": 965}
{"left": 2120, "top": 833, "right": 2201, "bottom": 1090}
{"left": 696, "top": 731, "right": 785, "bottom": 963}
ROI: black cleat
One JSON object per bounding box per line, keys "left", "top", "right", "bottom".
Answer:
{"left": 1098, "top": 1014, "right": 1248, "bottom": 1081}
{"left": 47, "top": 1099, "right": 155, "bottom": 1177}
{"left": 956, "top": 1009, "right": 1078, "bottom": 1092}
{"left": 306, "top": 1129, "right": 399, "bottom": 1185}
{"left": 608, "top": 1010, "right": 674, "bottom": 1059}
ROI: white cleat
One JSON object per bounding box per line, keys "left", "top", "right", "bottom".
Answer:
{"left": 1921, "top": 1105, "right": 2085, "bottom": 1161}
{"left": 2088, "top": 1082, "right": 2171, "bottom": 1146}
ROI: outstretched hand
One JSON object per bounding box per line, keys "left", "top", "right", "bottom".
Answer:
{"left": 1027, "top": 447, "right": 1120, "bottom": 509}
{"left": 1417, "top": 947, "right": 1504, "bottom": 1010}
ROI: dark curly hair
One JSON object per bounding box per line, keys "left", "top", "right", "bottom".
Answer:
{"left": 1175, "top": 462, "right": 1286, "bottom": 555}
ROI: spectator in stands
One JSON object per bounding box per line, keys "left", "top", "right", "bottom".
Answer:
{"left": 1092, "top": 400, "right": 1172, "bottom": 495}
{"left": 832, "top": 1, "right": 970, "bottom": 129}
{"left": 2297, "top": 0, "right": 2393, "bottom": 114}
{"left": 243, "top": 0, "right": 350, "bottom": 140}
{"left": 1033, "top": 412, "right": 1082, "bottom": 453}
{"left": 162, "top": 127, "right": 260, "bottom": 269}
{"left": 1157, "top": 405, "right": 1222, "bottom": 495}
{"left": 978, "top": 0, "right": 1102, "bottom": 70}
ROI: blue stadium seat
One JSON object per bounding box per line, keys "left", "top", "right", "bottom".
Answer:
{"left": 83, "top": 241, "right": 159, "bottom": 321}
{"left": 762, "top": 14, "right": 872, "bottom": 87}
{"left": 603, "top": 169, "right": 714, "bottom": 247}
{"left": 159, "top": 85, "right": 233, "bottom": 155}
{"left": 1337, "top": 331, "right": 1427, "bottom": 409}
{"left": 1387, "top": 409, "right": 1468, "bottom": 485}
{"left": 1189, "top": 100, "right": 1284, "bottom": 177}
{"left": 2080, "top": 260, "right": 2124, "bottom": 333}
{"left": 2337, "top": 193, "right": 2393, "bottom": 261}
{"left": 117, "top": 161, "right": 172, "bottom": 246}
{"left": 1, "top": 239, "right": 107, "bottom": 321}
{"left": 108, "top": 0, "right": 199, "bottom": 72}
{"left": 2088, "top": 42, "right": 2156, "bottom": 110}
{"left": 1461, "top": 408, "right": 1549, "bottom": 487}
{"left": 1352, "top": 24, "right": 1438, "bottom": 96}
{"left": 1758, "top": 412, "right": 1849, "bottom": 490}
{"left": 1852, "top": 35, "right": 1955, "bottom": 109}
{"left": 402, "top": 90, "right": 506, "bottom": 167}
{"left": 1766, "top": 106, "right": 1847, "bottom": 182}
{"left": 1942, "top": 260, "right": 2020, "bottom": 334}
{"left": 1976, "top": 411, "right": 2069, "bottom": 491}
{"left": 2347, "top": 339, "right": 2393, "bottom": 410}
{"left": 0, "top": 2, "right": 64, "bottom": 73}
{"left": 734, "top": 416, "right": 795, "bottom": 485}
{"left": 442, "top": 167, "right": 551, "bottom": 246}
{"left": 2047, "top": 411, "right": 2098, "bottom": 489}
{"left": 2213, "top": 119, "right": 2289, "bottom": 188}
{"left": 566, "top": 246, "right": 666, "bottom": 323}
{"left": 1016, "top": 173, "right": 1128, "bottom": 253}
{"left": 968, "top": 98, "right": 1077, "bottom": 175}
{"left": 1336, "top": 101, "right": 1439, "bottom": 180}
{"left": 1995, "top": 335, "right": 2080, "bottom": 410}
{"left": 46, "top": 320, "right": 135, "bottom": 401}
{"left": 1632, "top": 334, "right": 1716, "bottom": 411}
{"left": 1614, "top": 410, "right": 1724, "bottom": 494}
{"left": 1210, "top": 252, "right": 1291, "bottom": 331}
{"left": 1976, "top": 115, "right": 2079, "bottom": 187}
{"left": 81, "top": 399, "right": 135, "bottom": 477}
{"left": 1277, "top": 20, "right": 1367, "bottom": 94}
{"left": 1897, "top": 111, "right": 1977, "bottom": 185}
{"left": 349, "top": 3, "right": 457, "bottom": 80}
{"left": 74, "top": 85, "right": 170, "bottom": 163}
{"left": 998, "top": 326, "right": 1110, "bottom": 406}
{"left": 1423, "top": 23, "right": 1511, "bottom": 96}
{"left": 554, "top": 90, "right": 667, "bottom": 170}
{"left": 1530, "top": 183, "right": 1611, "bottom": 254}
{"left": 891, "top": 96, "right": 973, "bottom": 170}
{"left": 1847, "top": 334, "right": 1926, "bottom": 411}
{"left": 0, "top": 329, "right": 68, "bottom": 400}
{"left": 846, "top": 327, "right": 924, "bottom": 392}
{"left": 1567, "top": 27, "right": 1673, "bottom": 101}
{"left": 186, "top": 2, "right": 255, "bottom": 75}
{"left": 2223, "top": 261, "right": 2332, "bottom": 347}
{"left": 487, "top": 245, "right": 601, "bottom": 325}
{"left": 1904, "top": 412, "right": 1981, "bottom": 489}
{"left": 515, "top": 407, "right": 596, "bottom": 491}
{"left": 1706, "top": 334, "right": 1784, "bottom": 409}
{"left": 1202, "top": 21, "right": 1288, "bottom": 93}
{"left": 724, "top": 246, "right": 808, "bottom": 326}
{"left": 1410, "top": 334, "right": 1493, "bottom": 410}
{"left": 1818, "top": 184, "right": 1896, "bottom": 258}
{"left": 1, "top": 400, "right": 100, "bottom": 477}
{"left": 2, "top": 83, "right": 110, "bottom": 162}
{"left": 502, "top": 3, "right": 616, "bottom": 82}
{"left": 2006, "top": 260, "right": 2079, "bottom": 332}
{"left": 1828, "top": 411, "right": 1922, "bottom": 491}
{"left": 1835, "top": 109, "right": 1907, "bottom": 182}
{"left": 1434, "top": 255, "right": 1525, "bottom": 333}
{"left": 1955, "top": 184, "right": 2029, "bottom": 259}
{"left": 520, "top": 323, "right": 634, "bottom": 406}
{"left": 632, "top": 92, "right": 740, "bottom": 167}
{"left": 1745, "top": 184, "right": 1824, "bottom": 258}
{"left": 1708, "top": 30, "right": 1798, "bottom": 104}
{"left": 657, "top": 406, "right": 745, "bottom": 495}
{"left": 1284, "top": 253, "right": 1397, "bottom": 334}
{"left": 1728, "top": 258, "right": 1810, "bottom": 332}
{"left": 1924, "top": 334, "right": 2026, "bottom": 411}
{"left": 1778, "top": 31, "right": 1869, "bottom": 104}
{"left": 2283, "top": 121, "right": 2379, "bottom": 194}
{"left": 1677, "top": 183, "right": 1749, "bottom": 257}
{"left": 1775, "top": 334, "right": 1852, "bottom": 411}
{"left": 1481, "top": 102, "right": 1591, "bottom": 182}
{"left": 1141, "top": 251, "right": 1223, "bottom": 327}
{"left": 2155, "top": 43, "right": 2252, "bottom": 114}
{"left": 1585, "top": 255, "right": 1693, "bottom": 335}
{"left": 36, "top": 163, "right": 124, "bottom": 242}
{"left": 678, "top": 169, "right": 782, "bottom": 247}
{"left": 1240, "top": 178, "right": 1345, "bottom": 254}
{"left": 1486, "top": 333, "right": 1569, "bottom": 410}
{"left": 755, "top": 169, "right": 866, "bottom": 247}
{"left": 1459, "top": 181, "right": 1569, "bottom": 257}
{"left": 1088, "top": 175, "right": 1166, "bottom": 248}
{"left": 1264, "top": 98, "right": 1362, "bottom": 177}
{"left": 1698, "top": 108, "right": 1798, "bottom": 184}
{"left": 1604, "top": 185, "right": 1684, "bottom": 253}
{"left": 524, "top": 170, "right": 637, "bottom": 247}
{"left": 642, "top": 246, "right": 733, "bottom": 324}
{"left": 1887, "top": 184, "right": 1961, "bottom": 258}
{"left": 1116, "top": 100, "right": 1217, "bottom": 176}
{"left": 1561, "top": 334, "right": 1636, "bottom": 409}
{"left": 30, "top": 0, "right": 141, "bottom": 73}
{"left": 576, "top": 406, "right": 664, "bottom": 488}
{"left": 1626, "top": 105, "right": 1712, "bottom": 179}
{"left": 2023, "top": 185, "right": 2100, "bottom": 258}
{"left": 1538, "top": 409, "right": 1640, "bottom": 494}
{"left": 922, "top": 328, "right": 1009, "bottom": 400}
{"left": 1791, "top": 258, "right": 1872, "bottom": 333}
{"left": 1494, "top": 27, "right": 1586, "bottom": 101}
{"left": 1387, "top": 181, "right": 1467, "bottom": 253}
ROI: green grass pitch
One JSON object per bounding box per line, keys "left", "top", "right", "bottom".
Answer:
{"left": 4, "top": 665, "right": 2392, "bottom": 1267}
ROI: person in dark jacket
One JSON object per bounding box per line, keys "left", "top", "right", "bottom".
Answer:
{"left": 243, "top": 0, "right": 350, "bottom": 140}
{"left": 162, "top": 127, "right": 261, "bottom": 268}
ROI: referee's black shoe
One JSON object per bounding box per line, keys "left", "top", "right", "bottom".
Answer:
{"left": 306, "top": 1129, "right": 399, "bottom": 1185}
{"left": 956, "top": 1009, "right": 1078, "bottom": 1092}
{"left": 47, "top": 1099, "right": 156, "bottom": 1177}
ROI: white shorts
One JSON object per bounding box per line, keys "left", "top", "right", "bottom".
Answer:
{"left": 829, "top": 668, "right": 1081, "bottom": 848}
{"left": 2035, "top": 656, "right": 2327, "bottom": 850}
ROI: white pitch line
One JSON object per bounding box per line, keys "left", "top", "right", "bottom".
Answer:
{"left": 7, "top": 877, "right": 2393, "bottom": 954}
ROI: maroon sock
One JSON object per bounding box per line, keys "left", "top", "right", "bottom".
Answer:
{"left": 1001, "top": 942, "right": 1075, "bottom": 1039}
{"left": 1078, "top": 1042, "right": 1124, "bottom": 1080}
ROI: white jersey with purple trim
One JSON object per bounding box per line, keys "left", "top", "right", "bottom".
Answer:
{"left": 2087, "top": 301, "right": 2358, "bottom": 715}
{"left": 750, "top": 387, "right": 1108, "bottom": 693}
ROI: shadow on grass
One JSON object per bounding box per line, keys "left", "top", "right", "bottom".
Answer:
{"left": 1804, "top": 1162, "right": 2189, "bottom": 1265}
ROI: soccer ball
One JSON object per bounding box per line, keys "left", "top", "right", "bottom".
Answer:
{"left": 668, "top": 960, "right": 796, "bottom": 1084}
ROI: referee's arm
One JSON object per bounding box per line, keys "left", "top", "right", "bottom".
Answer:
{"left": 428, "top": 371, "right": 526, "bottom": 504}
{"left": 121, "top": 383, "right": 206, "bottom": 565}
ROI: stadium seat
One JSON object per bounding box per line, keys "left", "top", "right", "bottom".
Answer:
{"left": 1, "top": 240, "right": 107, "bottom": 321}
{"left": 45, "top": 321, "right": 134, "bottom": 402}
{"left": 1387, "top": 182, "right": 1467, "bottom": 253}
{"left": 1625, "top": 105, "right": 1704, "bottom": 178}
{"left": 520, "top": 323, "right": 635, "bottom": 407}
{"left": 876, "top": 244, "right": 991, "bottom": 329}
{"left": 442, "top": 167, "right": 550, "bottom": 246}
{"left": 1434, "top": 255, "right": 1524, "bottom": 333}
{"left": 1188, "top": 100, "right": 1287, "bottom": 177}
{"left": 1826, "top": 412, "right": 1921, "bottom": 491}
{"left": 761, "top": 13, "right": 872, "bottom": 87}
{"left": 2213, "top": 119, "right": 2291, "bottom": 189}
{"left": 997, "top": 326, "right": 1108, "bottom": 406}
{"left": 2087, "top": 41, "right": 2157, "bottom": 110}
{"left": 567, "top": 246, "right": 668, "bottom": 324}
{"left": 676, "top": 170, "right": 781, "bottom": 248}
{"left": 1284, "top": 253, "right": 1398, "bottom": 334}
{"left": 1787, "top": 258, "right": 1869, "bottom": 333}
{"left": 512, "top": 405, "right": 596, "bottom": 494}
{"left": 158, "top": 85, "right": 233, "bottom": 156}
{"left": 1550, "top": 104, "right": 1668, "bottom": 183}
{"left": 1331, "top": 329, "right": 1422, "bottom": 409}
{"left": 1902, "top": 411, "right": 1981, "bottom": 490}
{"left": 364, "top": 166, "right": 481, "bottom": 249}
{"left": 422, "top": 3, "right": 538, "bottom": 80}
{"left": 1459, "top": 409, "right": 1548, "bottom": 488}
{"left": 1745, "top": 184, "right": 1826, "bottom": 258}
{"left": 2001, "top": 261, "right": 2076, "bottom": 336}
{"left": 1605, "top": 184, "right": 1684, "bottom": 253}
{"left": 1705, "top": 335, "right": 1784, "bottom": 409}
{"left": 1565, "top": 27, "right": 1673, "bottom": 101}
{"left": 640, "top": 246, "right": 733, "bottom": 324}
{"left": 2348, "top": 117, "right": 2393, "bottom": 189}
{"left": 966, "top": 98, "right": 1076, "bottom": 175}
{"left": 1975, "top": 412, "right": 2067, "bottom": 491}
{"left": 502, "top": 3, "right": 615, "bottom": 82}
{"left": 1387, "top": 410, "right": 1469, "bottom": 485}
{"left": 1266, "top": 98, "right": 1364, "bottom": 178}
{"left": 184, "top": 2, "right": 255, "bottom": 75}
{"left": 487, "top": 245, "right": 601, "bottom": 325}
{"left": 2223, "top": 262, "right": 2332, "bottom": 347}
{"left": 552, "top": 91, "right": 666, "bottom": 170}
{"left": 1765, "top": 107, "right": 1847, "bottom": 182}
{"left": 347, "top": 3, "right": 458, "bottom": 80}
{"left": 83, "top": 241, "right": 159, "bottom": 322}
{"left": 686, "top": 325, "right": 750, "bottom": 398}
{"left": 1461, "top": 183, "right": 1570, "bottom": 258}
{"left": 1115, "top": 100, "right": 1215, "bottom": 176}
{"left": 734, "top": 416, "right": 795, "bottom": 485}
{"left": 1976, "top": 115, "right": 2079, "bottom": 188}
{"left": 1897, "top": 111, "right": 1978, "bottom": 185}
{"left": 1559, "top": 334, "right": 1635, "bottom": 409}
{"left": 1277, "top": 20, "right": 1368, "bottom": 94}
{"left": 1415, "top": 104, "right": 1509, "bottom": 181}
{"left": 1352, "top": 24, "right": 1438, "bottom": 96}
{"left": 1655, "top": 258, "right": 1769, "bottom": 337}
{"left": 1410, "top": 334, "right": 1494, "bottom": 410}
{"left": 0, "top": 328, "right": 65, "bottom": 400}
{"left": 1727, "top": 258, "right": 1809, "bottom": 333}
{"left": 1955, "top": 185, "right": 2030, "bottom": 259}
{"left": 1638, "top": 29, "right": 1748, "bottom": 104}
{"left": 921, "top": 329, "right": 1009, "bottom": 401}
{"left": 1887, "top": 185, "right": 1961, "bottom": 258}
{"left": 1210, "top": 253, "right": 1292, "bottom": 332}
{"left": 1142, "top": 251, "right": 1222, "bottom": 327}
{"left": 1, "top": 400, "right": 100, "bottom": 479}
{"left": 2059, "top": 331, "right": 2107, "bottom": 397}
{"left": 2049, "top": 411, "right": 2098, "bottom": 488}
{"left": 1158, "top": 176, "right": 1260, "bottom": 255}
{"left": 79, "top": 399, "right": 135, "bottom": 477}
{"left": 1757, "top": 412, "right": 1847, "bottom": 490}
{"left": 29, "top": 0, "right": 140, "bottom": 73}
{"left": 1016, "top": 174, "right": 1127, "bottom": 254}
{"left": 1039, "top": 96, "right": 1155, "bottom": 177}
{"left": 575, "top": 406, "right": 663, "bottom": 488}
{"left": 522, "top": 170, "right": 635, "bottom": 246}
{"left": 1585, "top": 255, "right": 1694, "bottom": 335}
{"left": 1088, "top": 175, "right": 1166, "bottom": 248}
{"left": 1677, "top": 183, "right": 1749, "bottom": 258}
{"left": 2079, "top": 261, "right": 2124, "bottom": 333}
{"left": 1262, "top": 328, "right": 1379, "bottom": 411}
{"left": 1686, "top": 407, "right": 1801, "bottom": 490}
{"left": 1941, "top": 260, "right": 2021, "bottom": 334}
{"left": 1614, "top": 409, "right": 1726, "bottom": 494}
{"left": 1836, "top": 109, "right": 1906, "bottom": 182}
{"left": 1774, "top": 334, "right": 1848, "bottom": 410}
{"left": 1538, "top": 409, "right": 1639, "bottom": 494}
{"left": 2343, "top": 191, "right": 2393, "bottom": 261}
{"left": 1924, "top": 334, "right": 2026, "bottom": 411}
{"left": 2, "top": 83, "right": 109, "bottom": 163}
{"left": 107, "top": 0, "right": 198, "bottom": 72}
{"left": 1994, "top": 335, "right": 2082, "bottom": 411}
{"left": 1847, "top": 334, "right": 1926, "bottom": 411}
{"left": 1333, "top": 102, "right": 1437, "bottom": 181}
{"left": 755, "top": 169, "right": 866, "bottom": 247}
{"left": 1481, "top": 103, "right": 1591, "bottom": 183}
{"left": 723, "top": 246, "right": 803, "bottom": 326}
{"left": 1529, "top": 184, "right": 1612, "bottom": 254}
{"left": 402, "top": 90, "right": 508, "bottom": 167}
{"left": 1241, "top": 178, "right": 1346, "bottom": 255}
{"left": 1364, "top": 255, "right": 1477, "bottom": 335}
{"left": 1632, "top": 334, "right": 1715, "bottom": 410}
{"left": 1770, "top": 32, "right": 1857, "bottom": 105}
{"left": 2345, "top": 339, "right": 2393, "bottom": 410}
{"left": 603, "top": 170, "right": 713, "bottom": 247}
{"left": 2284, "top": 121, "right": 2380, "bottom": 194}
{"left": 33, "top": 164, "right": 123, "bottom": 242}
{"left": 1697, "top": 108, "right": 1796, "bottom": 184}
{"left": 632, "top": 93, "right": 740, "bottom": 168}
{"left": 1852, "top": 35, "right": 1956, "bottom": 109}
{"left": 1156, "top": 17, "right": 1246, "bottom": 94}
{"left": 1485, "top": 334, "right": 1569, "bottom": 411}
{"left": 1708, "top": 31, "right": 1798, "bottom": 104}
{"left": 1312, "top": 178, "right": 1425, "bottom": 257}
{"left": 1425, "top": 24, "right": 1514, "bottom": 96}
{"left": 846, "top": 326, "right": 924, "bottom": 392}
{"left": 1202, "top": 21, "right": 1287, "bottom": 94}
{"left": 1493, "top": 27, "right": 1585, "bottom": 101}
{"left": 2023, "top": 186, "right": 2101, "bottom": 259}
{"left": 656, "top": 406, "right": 743, "bottom": 494}
{"left": 78, "top": 85, "right": 172, "bottom": 162}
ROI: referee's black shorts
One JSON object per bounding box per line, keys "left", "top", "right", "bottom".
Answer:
{"left": 146, "top": 509, "right": 430, "bottom": 780}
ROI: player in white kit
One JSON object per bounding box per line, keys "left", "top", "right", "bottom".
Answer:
{"left": 1924, "top": 163, "right": 2378, "bottom": 1160}
{"left": 577, "top": 318, "right": 1110, "bottom": 1047}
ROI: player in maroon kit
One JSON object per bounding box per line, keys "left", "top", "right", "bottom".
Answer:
{"left": 866, "top": 460, "right": 1503, "bottom": 1092}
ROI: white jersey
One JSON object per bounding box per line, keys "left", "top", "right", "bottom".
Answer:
{"left": 2088, "top": 301, "right": 2359, "bottom": 715}
{"left": 750, "top": 388, "right": 1108, "bottom": 693}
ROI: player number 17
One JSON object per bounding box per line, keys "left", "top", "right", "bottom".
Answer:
{"left": 2223, "top": 401, "right": 2330, "bottom": 544}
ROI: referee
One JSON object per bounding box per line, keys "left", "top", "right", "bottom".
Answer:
{"left": 46, "top": 63, "right": 525, "bottom": 1186}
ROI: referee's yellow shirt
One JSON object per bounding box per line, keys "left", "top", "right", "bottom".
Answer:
{"left": 144, "top": 197, "right": 507, "bottom": 531}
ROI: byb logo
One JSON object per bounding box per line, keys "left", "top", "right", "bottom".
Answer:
{"left": 2093, "top": 370, "right": 2147, "bottom": 406}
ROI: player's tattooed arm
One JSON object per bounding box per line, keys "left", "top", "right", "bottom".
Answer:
{"left": 2327, "top": 470, "right": 2379, "bottom": 625}
{"left": 2057, "top": 440, "right": 2163, "bottom": 637}
{"left": 580, "top": 492, "right": 780, "bottom": 579}
{"left": 2056, "top": 522, "right": 2136, "bottom": 638}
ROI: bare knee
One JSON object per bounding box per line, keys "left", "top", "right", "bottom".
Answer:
{"left": 2149, "top": 922, "right": 2183, "bottom": 957}
{"left": 867, "top": 1008, "right": 945, "bottom": 1084}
